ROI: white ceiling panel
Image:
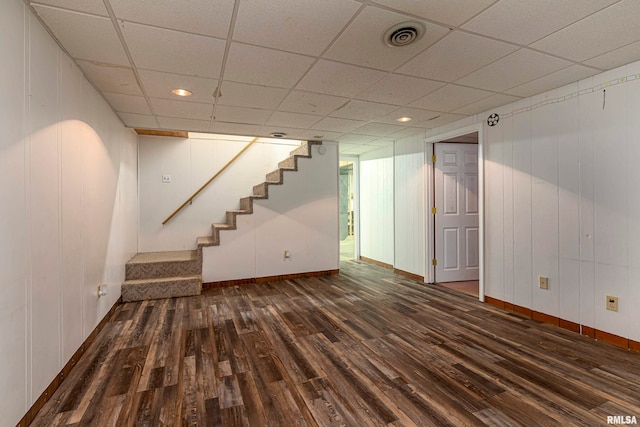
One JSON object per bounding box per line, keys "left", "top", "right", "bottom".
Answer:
{"left": 410, "top": 84, "right": 493, "bottom": 112}
{"left": 389, "top": 127, "right": 426, "bottom": 139}
{"left": 259, "top": 126, "right": 343, "bottom": 141}
{"left": 32, "top": 5, "right": 129, "bottom": 65}
{"left": 368, "top": 138, "right": 396, "bottom": 146}
{"left": 355, "top": 74, "right": 444, "bottom": 105}
{"left": 296, "top": 60, "right": 386, "bottom": 97}
{"left": 329, "top": 100, "right": 398, "bottom": 121}
{"left": 149, "top": 98, "right": 213, "bottom": 121}
{"left": 225, "top": 43, "right": 315, "bottom": 88}
{"left": 351, "top": 122, "right": 405, "bottom": 136}
{"left": 372, "top": 0, "right": 498, "bottom": 27}
{"left": 452, "top": 93, "right": 522, "bottom": 116}
{"left": 265, "top": 112, "right": 323, "bottom": 129}
{"left": 278, "top": 91, "right": 349, "bottom": 116}
{"left": 109, "top": 0, "right": 234, "bottom": 39}
{"left": 76, "top": 60, "right": 142, "bottom": 96}
{"left": 584, "top": 41, "right": 640, "bottom": 70}
{"left": 311, "top": 117, "right": 368, "bottom": 133}
{"left": 216, "top": 81, "right": 289, "bottom": 110}
{"left": 212, "top": 122, "right": 261, "bottom": 136}
{"left": 118, "top": 112, "right": 158, "bottom": 129}
{"left": 30, "top": 0, "right": 108, "bottom": 16}
{"left": 233, "top": 0, "right": 361, "bottom": 56}
{"left": 325, "top": 6, "right": 450, "bottom": 71}
{"left": 397, "top": 32, "right": 518, "bottom": 82}
{"left": 337, "top": 134, "right": 378, "bottom": 144}
{"left": 138, "top": 69, "right": 218, "bottom": 103}
{"left": 377, "top": 107, "right": 440, "bottom": 124}
{"left": 413, "top": 113, "right": 465, "bottom": 128}
{"left": 158, "top": 116, "right": 212, "bottom": 132}
{"left": 505, "top": 64, "right": 600, "bottom": 98}
{"left": 456, "top": 49, "right": 573, "bottom": 92}
{"left": 531, "top": 1, "right": 640, "bottom": 62}
{"left": 463, "top": 0, "right": 618, "bottom": 46}
{"left": 102, "top": 92, "right": 151, "bottom": 115}
{"left": 214, "top": 106, "right": 271, "bottom": 125}
{"left": 121, "top": 22, "right": 225, "bottom": 78}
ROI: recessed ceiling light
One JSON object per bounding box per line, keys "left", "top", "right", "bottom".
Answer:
{"left": 172, "top": 88, "right": 192, "bottom": 97}
{"left": 397, "top": 117, "right": 412, "bottom": 122}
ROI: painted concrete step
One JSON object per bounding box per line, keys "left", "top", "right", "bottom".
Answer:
{"left": 122, "top": 275, "right": 201, "bottom": 302}
{"left": 125, "top": 250, "right": 200, "bottom": 280}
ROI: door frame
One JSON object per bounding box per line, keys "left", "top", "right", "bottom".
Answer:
{"left": 339, "top": 155, "right": 360, "bottom": 261}
{"left": 424, "top": 123, "right": 485, "bottom": 301}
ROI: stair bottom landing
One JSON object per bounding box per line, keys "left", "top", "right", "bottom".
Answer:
{"left": 122, "top": 275, "right": 201, "bottom": 302}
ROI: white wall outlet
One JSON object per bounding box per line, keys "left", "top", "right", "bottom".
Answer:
{"left": 284, "top": 250, "right": 291, "bottom": 260}
{"left": 162, "top": 174, "right": 171, "bottom": 183}
{"left": 606, "top": 295, "right": 618, "bottom": 312}
{"left": 539, "top": 276, "right": 549, "bottom": 290}
{"left": 97, "top": 284, "right": 107, "bottom": 297}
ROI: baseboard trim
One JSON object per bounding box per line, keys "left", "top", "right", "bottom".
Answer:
{"left": 359, "top": 256, "right": 393, "bottom": 270}
{"left": 203, "top": 269, "right": 339, "bottom": 289}
{"left": 393, "top": 268, "right": 424, "bottom": 282}
{"left": 484, "top": 296, "right": 639, "bottom": 353}
{"left": 18, "top": 298, "right": 122, "bottom": 427}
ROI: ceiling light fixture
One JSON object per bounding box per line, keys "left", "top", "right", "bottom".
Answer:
{"left": 384, "top": 22, "right": 425, "bottom": 47}
{"left": 397, "top": 117, "right": 412, "bottom": 122}
{"left": 172, "top": 88, "right": 192, "bottom": 97}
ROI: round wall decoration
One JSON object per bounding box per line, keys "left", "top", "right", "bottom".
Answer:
{"left": 487, "top": 113, "right": 499, "bottom": 126}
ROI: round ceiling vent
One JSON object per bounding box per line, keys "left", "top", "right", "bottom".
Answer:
{"left": 270, "top": 132, "right": 287, "bottom": 138}
{"left": 384, "top": 22, "right": 425, "bottom": 47}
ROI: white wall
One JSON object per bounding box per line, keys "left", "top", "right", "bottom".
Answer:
{"left": 394, "top": 135, "right": 426, "bottom": 277}
{"left": 359, "top": 146, "right": 394, "bottom": 265}
{"left": 424, "top": 60, "right": 640, "bottom": 343}
{"left": 202, "top": 143, "right": 339, "bottom": 281}
{"left": 0, "top": 1, "right": 138, "bottom": 424}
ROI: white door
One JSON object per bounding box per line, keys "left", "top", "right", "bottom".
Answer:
{"left": 434, "top": 143, "right": 479, "bottom": 282}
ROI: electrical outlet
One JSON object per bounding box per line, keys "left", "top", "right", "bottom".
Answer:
{"left": 162, "top": 175, "right": 171, "bottom": 183}
{"left": 539, "top": 276, "right": 549, "bottom": 290}
{"left": 606, "top": 295, "right": 618, "bottom": 312}
{"left": 284, "top": 250, "right": 291, "bottom": 260}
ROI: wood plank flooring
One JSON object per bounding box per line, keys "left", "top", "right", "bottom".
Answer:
{"left": 32, "top": 260, "right": 640, "bottom": 426}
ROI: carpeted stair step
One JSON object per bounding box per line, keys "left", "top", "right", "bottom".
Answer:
{"left": 277, "top": 156, "right": 297, "bottom": 170}
{"left": 125, "top": 250, "right": 200, "bottom": 280}
{"left": 122, "top": 275, "right": 201, "bottom": 302}
{"left": 265, "top": 169, "right": 283, "bottom": 183}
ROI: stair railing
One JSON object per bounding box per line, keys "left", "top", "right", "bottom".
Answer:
{"left": 162, "top": 137, "right": 258, "bottom": 225}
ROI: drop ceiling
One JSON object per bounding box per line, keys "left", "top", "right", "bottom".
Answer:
{"left": 26, "top": 0, "right": 640, "bottom": 155}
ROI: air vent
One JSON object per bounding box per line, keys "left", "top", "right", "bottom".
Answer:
{"left": 270, "top": 132, "right": 287, "bottom": 138}
{"left": 384, "top": 22, "right": 425, "bottom": 47}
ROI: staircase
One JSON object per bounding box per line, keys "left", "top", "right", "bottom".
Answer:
{"left": 121, "top": 140, "right": 322, "bottom": 302}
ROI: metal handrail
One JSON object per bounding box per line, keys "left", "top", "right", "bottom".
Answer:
{"left": 162, "top": 137, "right": 258, "bottom": 225}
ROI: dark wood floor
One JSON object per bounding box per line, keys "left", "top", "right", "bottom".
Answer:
{"left": 33, "top": 260, "right": 640, "bottom": 426}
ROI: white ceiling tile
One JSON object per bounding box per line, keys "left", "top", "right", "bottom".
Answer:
{"left": 355, "top": 74, "right": 444, "bottom": 105}
{"left": 214, "top": 106, "right": 271, "bottom": 125}
{"left": 351, "top": 122, "right": 405, "bottom": 136}
{"left": 212, "top": 122, "right": 261, "bottom": 136}
{"left": 32, "top": 5, "right": 128, "bottom": 65}
{"left": 217, "top": 81, "right": 289, "bottom": 110}
{"left": 158, "top": 116, "right": 211, "bottom": 132}
{"left": 234, "top": 0, "right": 361, "bottom": 56}
{"left": 102, "top": 92, "right": 151, "bottom": 115}
{"left": 324, "top": 6, "right": 450, "bottom": 71}
{"left": 117, "top": 112, "right": 158, "bottom": 129}
{"left": 505, "top": 64, "right": 600, "bottom": 98}
{"left": 531, "top": 1, "right": 640, "bottom": 62}
{"left": 278, "top": 90, "right": 349, "bottom": 115}
{"left": 413, "top": 113, "right": 465, "bottom": 128}
{"left": 121, "top": 22, "right": 225, "bottom": 78}
{"left": 259, "top": 126, "right": 343, "bottom": 141}
{"left": 337, "top": 134, "right": 378, "bottom": 144}
{"left": 149, "top": 98, "right": 213, "bottom": 120}
{"left": 584, "top": 41, "right": 640, "bottom": 70}
{"left": 110, "top": 0, "right": 234, "bottom": 38}
{"left": 409, "top": 84, "right": 493, "bottom": 112}
{"left": 30, "top": 0, "right": 108, "bottom": 16}
{"left": 397, "top": 32, "right": 518, "bottom": 82}
{"left": 266, "top": 112, "right": 322, "bottom": 129}
{"left": 372, "top": 0, "right": 497, "bottom": 26}
{"left": 451, "top": 93, "right": 522, "bottom": 115}
{"left": 463, "top": 0, "right": 618, "bottom": 46}
{"left": 377, "top": 107, "right": 440, "bottom": 124}
{"left": 330, "top": 100, "right": 398, "bottom": 121}
{"left": 368, "top": 138, "right": 396, "bottom": 146}
{"left": 389, "top": 127, "right": 426, "bottom": 138}
{"left": 225, "top": 43, "right": 315, "bottom": 88}
{"left": 456, "top": 49, "right": 573, "bottom": 92}
{"left": 76, "top": 60, "right": 142, "bottom": 95}
{"left": 138, "top": 69, "right": 218, "bottom": 104}
{"left": 296, "top": 60, "right": 386, "bottom": 97}
{"left": 311, "top": 117, "right": 368, "bottom": 133}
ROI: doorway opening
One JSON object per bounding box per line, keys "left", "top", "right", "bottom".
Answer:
{"left": 427, "top": 129, "right": 482, "bottom": 299}
{"left": 339, "top": 157, "right": 358, "bottom": 260}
